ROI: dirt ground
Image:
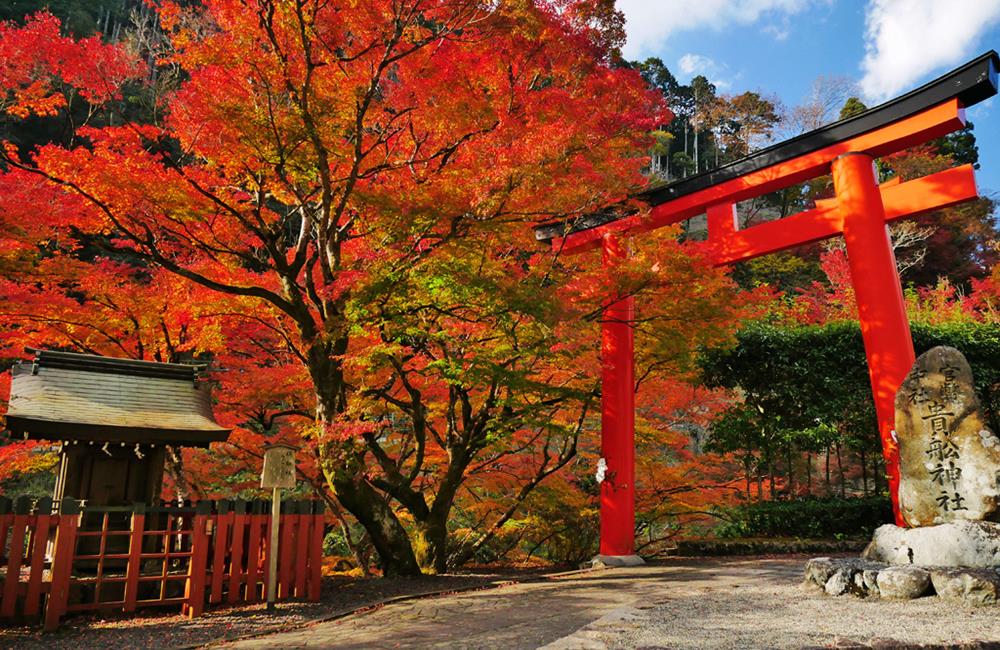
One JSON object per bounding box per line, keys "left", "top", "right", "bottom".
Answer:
{"left": 0, "top": 570, "right": 535, "bottom": 650}
{"left": 7, "top": 556, "right": 1000, "bottom": 649}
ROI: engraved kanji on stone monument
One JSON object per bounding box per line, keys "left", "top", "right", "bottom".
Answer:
{"left": 896, "top": 346, "right": 1000, "bottom": 526}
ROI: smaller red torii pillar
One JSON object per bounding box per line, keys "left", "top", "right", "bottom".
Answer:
{"left": 597, "top": 234, "right": 639, "bottom": 562}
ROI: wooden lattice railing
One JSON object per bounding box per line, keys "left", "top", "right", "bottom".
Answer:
{"left": 0, "top": 497, "right": 326, "bottom": 630}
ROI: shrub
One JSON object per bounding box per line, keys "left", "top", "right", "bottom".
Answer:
{"left": 714, "top": 496, "right": 892, "bottom": 539}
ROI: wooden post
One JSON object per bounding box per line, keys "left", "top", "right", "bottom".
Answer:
{"left": 44, "top": 498, "right": 80, "bottom": 632}
{"left": 278, "top": 500, "right": 296, "bottom": 598}
{"left": 183, "top": 501, "right": 212, "bottom": 618}
{"left": 227, "top": 500, "right": 248, "bottom": 604}
{"left": 259, "top": 442, "right": 298, "bottom": 609}
{"left": 209, "top": 500, "right": 232, "bottom": 604}
{"left": 294, "top": 501, "right": 311, "bottom": 598}
{"left": 308, "top": 500, "right": 325, "bottom": 602}
{"left": 245, "top": 500, "right": 263, "bottom": 603}
{"left": 0, "top": 497, "right": 12, "bottom": 565}
{"left": 123, "top": 503, "right": 146, "bottom": 613}
{"left": 24, "top": 497, "right": 52, "bottom": 618}
{"left": 2, "top": 496, "right": 31, "bottom": 617}
{"left": 267, "top": 488, "right": 281, "bottom": 610}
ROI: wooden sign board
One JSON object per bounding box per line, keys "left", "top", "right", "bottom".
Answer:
{"left": 261, "top": 443, "right": 298, "bottom": 489}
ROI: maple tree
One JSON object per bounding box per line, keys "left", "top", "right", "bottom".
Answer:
{"left": 0, "top": 1, "right": 759, "bottom": 575}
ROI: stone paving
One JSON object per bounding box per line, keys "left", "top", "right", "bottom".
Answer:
{"left": 219, "top": 557, "right": 1000, "bottom": 649}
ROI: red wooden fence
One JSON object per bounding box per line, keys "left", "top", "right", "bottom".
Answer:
{"left": 0, "top": 497, "right": 325, "bottom": 630}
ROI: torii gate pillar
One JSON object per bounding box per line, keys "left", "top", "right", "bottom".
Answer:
{"left": 833, "top": 152, "right": 915, "bottom": 525}
{"left": 596, "top": 234, "right": 643, "bottom": 564}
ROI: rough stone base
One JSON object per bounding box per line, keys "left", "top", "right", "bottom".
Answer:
{"left": 803, "top": 557, "right": 886, "bottom": 598}
{"left": 931, "top": 568, "right": 1000, "bottom": 605}
{"left": 805, "top": 556, "right": 1000, "bottom": 605}
{"left": 591, "top": 554, "right": 645, "bottom": 568}
{"left": 863, "top": 521, "right": 1000, "bottom": 567}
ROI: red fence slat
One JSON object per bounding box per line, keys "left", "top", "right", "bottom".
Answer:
{"left": 23, "top": 498, "right": 54, "bottom": 617}
{"left": 245, "top": 505, "right": 265, "bottom": 603}
{"left": 2, "top": 498, "right": 31, "bottom": 618}
{"left": 278, "top": 507, "right": 295, "bottom": 599}
{"left": 123, "top": 507, "right": 146, "bottom": 612}
{"left": 294, "top": 504, "right": 311, "bottom": 598}
{"left": 209, "top": 501, "right": 232, "bottom": 604}
{"left": 227, "top": 501, "right": 248, "bottom": 605}
{"left": 309, "top": 502, "right": 325, "bottom": 602}
{"left": 183, "top": 503, "right": 211, "bottom": 618}
{"left": 44, "top": 499, "right": 80, "bottom": 632}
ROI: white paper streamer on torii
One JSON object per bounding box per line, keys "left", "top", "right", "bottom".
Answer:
{"left": 596, "top": 457, "right": 608, "bottom": 484}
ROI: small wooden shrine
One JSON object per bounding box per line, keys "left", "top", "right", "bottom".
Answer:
{"left": 5, "top": 349, "right": 230, "bottom": 506}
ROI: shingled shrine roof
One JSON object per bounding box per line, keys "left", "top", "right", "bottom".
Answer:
{"left": 4, "top": 349, "right": 231, "bottom": 447}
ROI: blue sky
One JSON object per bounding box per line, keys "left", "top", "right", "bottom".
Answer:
{"left": 617, "top": 0, "right": 1000, "bottom": 196}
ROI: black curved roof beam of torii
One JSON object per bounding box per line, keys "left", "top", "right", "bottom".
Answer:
{"left": 534, "top": 51, "right": 1000, "bottom": 246}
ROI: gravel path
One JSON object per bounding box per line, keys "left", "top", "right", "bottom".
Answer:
{"left": 224, "top": 557, "right": 1000, "bottom": 649}
{"left": 548, "top": 558, "right": 1000, "bottom": 649}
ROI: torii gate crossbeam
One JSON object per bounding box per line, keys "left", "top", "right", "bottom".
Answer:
{"left": 535, "top": 52, "right": 1000, "bottom": 562}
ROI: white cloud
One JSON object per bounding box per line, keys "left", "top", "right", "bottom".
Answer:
{"left": 860, "top": 0, "right": 1000, "bottom": 101}
{"left": 677, "top": 54, "right": 732, "bottom": 89}
{"left": 761, "top": 21, "right": 791, "bottom": 42}
{"left": 678, "top": 54, "right": 715, "bottom": 76}
{"left": 617, "top": 0, "right": 816, "bottom": 59}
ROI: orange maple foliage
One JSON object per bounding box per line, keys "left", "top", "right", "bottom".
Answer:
{"left": 0, "top": 2, "right": 754, "bottom": 572}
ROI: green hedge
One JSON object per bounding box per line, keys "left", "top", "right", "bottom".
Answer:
{"left": 714, "top": 496, "right": 892, "bottom": 539}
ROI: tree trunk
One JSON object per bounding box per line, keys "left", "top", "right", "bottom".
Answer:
{"left": 860, "top": 447, "right": 869, "bottom": 497}
{"left": 324, "top": 495, "right": 372, "bottom": 577}
{"left": 693, "top": 128, "right": 699, "bottom": 174}
{"left": 328, "top": 467, "right": 421, "bottom": 576}
{"left": 744, "top": 456, "right": 752, "bottom": 500}
{"left": 756, "top": 455, "right": 763, "bottom": 502}
{"left": 872, "top": 454, "right": 888, "bottom": 494}
{"left": 165, "top": 445, "right": 188, "bottom": 504}
{"left": 825, "top": 447, "right": 831, "bottom": 494}
{"left": 786, "top": 444, "right": 794, "bottom": 496}
{"left": 835, "top": 442, "right": 846, "bottom": 498}
{"left": 767, "top": 451, "right": 775, "bottom": 500}
{"left": 309, "top": 343, "right": 423, "bottom": 577}
{"left": 422, "top": 448, "right": 470, "bottom": 573}
{"left": 411, "top": 501, "right": 454, "bottom": 574}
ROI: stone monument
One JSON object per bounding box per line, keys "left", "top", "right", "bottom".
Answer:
{"left": 804, "top": 346, "right": 1000, "bottom": 604}
{"left": 895, "top": 345, "right": 1000, "bottom": 525}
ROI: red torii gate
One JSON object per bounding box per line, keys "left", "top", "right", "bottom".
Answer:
{"left": 535, "top": 52, "right": 999, "bottom": 563}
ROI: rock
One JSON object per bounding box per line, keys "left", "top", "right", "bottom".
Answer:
{"left": 861, "top": 569, "right": 881, "bottom": 596}
{"left": 805, "top": 557, "right": 885, "bottom": 597}
{"left": 590, "top": 554, "right": 644, "bottom": 568}
{"left": 824, "top": 570, "right": 851, "bottom": 596}
{"left": 863, "top": 520, "right": 1000, "bottom": 567}
{"left": 803, "top": 557, "right": 837, "bottom": 587}
{"left": 875, "top": 566, "right": 930, "bottom": 599}
{"left": 930, "top": 568, "right": 1000, "bottom": 605}
{"left": 895, "top": 346, "right": 1000, "bottom": 526}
